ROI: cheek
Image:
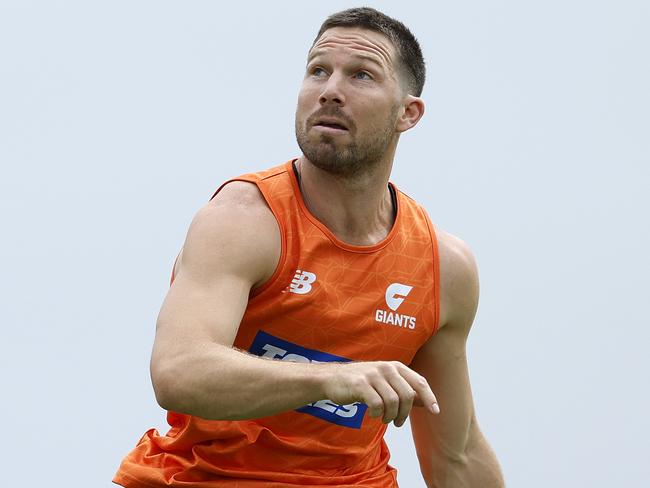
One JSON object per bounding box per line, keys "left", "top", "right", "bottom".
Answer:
{"left": 357, "top": 100, "right": 391, "bottom": 127}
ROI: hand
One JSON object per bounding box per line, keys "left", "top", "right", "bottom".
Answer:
{"left": 322, "top": 361, "right": 440, "bottom": 427}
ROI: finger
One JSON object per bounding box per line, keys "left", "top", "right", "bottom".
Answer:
{"left": 371, "top": 379, "right": 400, "bottom": 424}
{"left": 359, "top": 385, "right": 385, "bottom": 419}
{"left": 386, "top": 374, "right": 416, "bottom": 427}
{"left": 399, "top": 367, "right": 440, "bottom": 415}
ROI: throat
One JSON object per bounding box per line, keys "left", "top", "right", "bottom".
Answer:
{"left": 292, "top": 159, "right": 398, "bottom": 246}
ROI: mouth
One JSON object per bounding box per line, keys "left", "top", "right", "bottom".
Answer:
{"left": 312, "top": 117, "right": 349, "bottom": 133}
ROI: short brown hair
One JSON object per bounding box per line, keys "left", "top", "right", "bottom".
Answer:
{"left": 313, "top": 7, "right": 426, "bottom": 97}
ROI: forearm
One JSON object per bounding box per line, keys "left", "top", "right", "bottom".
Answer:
{"left": 151, "top": 342, "right": 333, "bottom": 420}
{"left": 435, "top": 449, "right": 503, "bottom": 488}
{"left": 421, "top": 425, "right": 504, "bottom": 488}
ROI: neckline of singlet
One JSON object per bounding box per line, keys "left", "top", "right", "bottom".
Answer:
{"left": 291, "top": 160, "right": 398, "bottom": 221}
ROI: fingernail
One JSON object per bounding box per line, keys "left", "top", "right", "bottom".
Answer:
{"left": 430, "top": 403, "right": 440, "bottom": 414}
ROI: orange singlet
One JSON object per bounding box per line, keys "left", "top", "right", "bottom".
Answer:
{"left": 114, "top": 159, "right": 440, "bottom": 488}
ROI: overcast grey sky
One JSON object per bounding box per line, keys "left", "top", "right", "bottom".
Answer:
{"left": 1, "top": 1, "right": 649, "bottom": 487}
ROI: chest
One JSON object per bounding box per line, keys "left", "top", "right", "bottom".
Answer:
{"left": 238, "top": 240, "right": 435, "bottom": 365}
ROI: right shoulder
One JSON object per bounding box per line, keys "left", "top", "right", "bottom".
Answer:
{"left": 175, "top": 180, "right": 281, "bottom": 289}
{"left": 208, "top": 179, "right": 270, "bottom": 211}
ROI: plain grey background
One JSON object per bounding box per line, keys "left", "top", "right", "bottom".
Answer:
{"left": 2, "top": 1, "right": 649, "bottom": 486}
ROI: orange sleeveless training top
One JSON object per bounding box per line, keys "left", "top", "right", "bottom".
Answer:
{"left": 114, "top": 159, "right": 440, "bottom": 488}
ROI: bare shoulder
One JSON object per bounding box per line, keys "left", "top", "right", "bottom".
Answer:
{"left": 175, "top": 180, "right": 281, "bottom": 289}
{"left": 436, "top": 228, "right": 480, "bottom": 333}
{"left": 207, "top": 179, "right": 273, "bottom": 212}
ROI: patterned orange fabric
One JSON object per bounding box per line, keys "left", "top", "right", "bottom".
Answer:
{"left": 114, "top": 159, "right": 440, "bottom": 488}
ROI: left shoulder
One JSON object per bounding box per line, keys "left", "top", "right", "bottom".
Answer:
{"left": 436, "top": 228, "right": 480, "bottom": 334}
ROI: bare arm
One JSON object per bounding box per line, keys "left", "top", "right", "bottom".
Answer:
{"left": 150, "top": 181, "right": 438, "bottom": 422}
{"left": 409, "top": 230, "right": 504, "bottom": 487}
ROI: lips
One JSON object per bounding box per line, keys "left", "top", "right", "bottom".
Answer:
{"left": 318, "top": 123, "right": 347, "bottom": 130}
{"left": 313, "top": 117, "right": 349, "bottom": 131}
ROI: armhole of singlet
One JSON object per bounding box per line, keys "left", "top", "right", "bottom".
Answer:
{"left": 209, "top": 176, "right": 288, "bottom": 301}
{"left": 422, "top": 209, "right": 441, "bottom": 337}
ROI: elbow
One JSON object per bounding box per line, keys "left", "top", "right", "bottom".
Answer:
{"left": 149, "top": 354, "right": 236, "bottom": 420}
{"left": 150, "top": 354, "right": 206, "bottom": 415}
{"left": 152, "top": 379, "right": 177, "bottom": 413}
{"left": 150, "top": 358, "right": 187, "bottom": 413}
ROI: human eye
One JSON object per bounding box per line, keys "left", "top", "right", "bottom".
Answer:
{"left": 310, "top": 66, "right": 328, "bottom": 77}
{"left": 354, "top": 70, "right": 373, "bottom": 81}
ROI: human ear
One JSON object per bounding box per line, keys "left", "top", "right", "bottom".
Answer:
{"left": 396, "top": 95, "right": 425, "bottom": 133}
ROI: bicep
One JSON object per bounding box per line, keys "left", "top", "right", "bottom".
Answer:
{"left": 151, "top": 182, "right": 280, "bottom": 373}
{"left": 155, "top": 262, "right": 253, "bottom": 352}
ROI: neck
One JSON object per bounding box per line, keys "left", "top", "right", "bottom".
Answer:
{"left": 295, "top": 156, "right": 396, "bottom": 246}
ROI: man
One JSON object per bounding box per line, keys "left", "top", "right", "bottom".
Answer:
{"left": 114, "top": 7, "right": 504, "bottom": 488}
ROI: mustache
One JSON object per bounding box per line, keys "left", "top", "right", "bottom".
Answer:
{"left": 306, "top": 108, "right": 355, "bottom": 131}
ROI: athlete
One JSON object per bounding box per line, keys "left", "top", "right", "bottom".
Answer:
{"left": 114, "top": 7, "right": 504, "bottom": 488}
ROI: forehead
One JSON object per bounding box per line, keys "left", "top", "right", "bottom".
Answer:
{"left": 309, "top": 26, "right": 397, "bottom": 68}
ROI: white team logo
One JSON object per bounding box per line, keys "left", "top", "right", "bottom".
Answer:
{"left": 289, "top": 269, "right": 317, "bottom": 294}
{"left": 385, "top": 283, "right": 413, "bottom": 311}
{"left": 376, "top": 282, "right": 416, "bottom": 329}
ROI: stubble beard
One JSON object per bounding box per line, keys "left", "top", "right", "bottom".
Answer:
{"left": 295, "top": 107, "right": 398, "bottom": 179}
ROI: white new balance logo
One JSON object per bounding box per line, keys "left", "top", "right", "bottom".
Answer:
{"left": 289, "top": 269, "right": 317, "bottom": 294}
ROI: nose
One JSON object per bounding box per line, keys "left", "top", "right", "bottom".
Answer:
{"left": 319, "top": 73, "right": 345, "bottom": 106}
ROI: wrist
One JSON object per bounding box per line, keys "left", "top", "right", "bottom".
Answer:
{"left": 307, "top": 361, "right": 336, "bottom": 400}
